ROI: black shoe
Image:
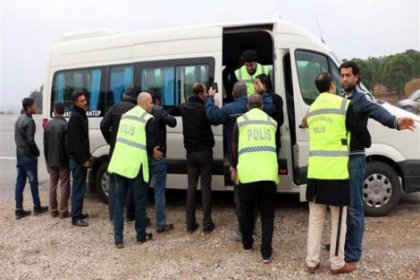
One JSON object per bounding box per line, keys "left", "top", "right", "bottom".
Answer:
{"left": 15, "top": 209, "right": 31, "bottom": 220}
{"left": 137, "top": 232, "right": 153, "bottom": 243}
{"left": 34, "top": 206, "right": 49, "bottom": 215}
{"left": 115, "top": 242, "right": 124, "bottom": 249}
{"left": 203, "top": 223, "right": 215, "bottom": 234}
{"left": 73, "top": 219, "right": 89, "bottom": 227}
{"left": 81, "top": 213, "right": 89, "bottom": 219}
{"left": 187, "top": 222, "right": 199, "bottom": 234}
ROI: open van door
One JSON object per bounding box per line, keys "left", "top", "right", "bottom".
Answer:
{"left": 287, "top": 46, "right": 341, "bottom": 200}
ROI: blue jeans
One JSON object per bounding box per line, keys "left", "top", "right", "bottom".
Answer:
{"left": 345, "top": 155, "right": 366, "bottom": 262}
{"left": 113, "top": 172, "right": 149, "bottom": 243}
{"left": 150, "top": 157, "right": 167, "bottom": 229}
{"left": 70, "top": 159, "right": 87, "bottom": 223}
{"left": 15, "top": 156, "right": 41, "bottom": 209}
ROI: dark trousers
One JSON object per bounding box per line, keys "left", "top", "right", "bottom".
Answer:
{"left": 70, "top": 159, "right": 87, "bottom": 223}
{"left": 113, "top": 173, "right": 149, "bottom": 243}
{"left": 109, "top": 174, "right": 136, "bottom": 221}
{"left": 186, "top": 150, "right": 213, "bottom": 230}
{"left": 15, "top": 156, "right": 41, "bottom": 209}
{"left": 238, "top": 181, "right": 276, "bottom": 259}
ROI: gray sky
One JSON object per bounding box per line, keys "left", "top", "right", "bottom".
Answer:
{"left": 1, "top": 0, "right": 419, "bottom": 110}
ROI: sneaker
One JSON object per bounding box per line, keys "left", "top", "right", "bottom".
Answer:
{"left": 72, "top": 219, "right": 89, "bottom": 227}
{"left": 330, "top": 263, "right": 356, "bottom": 275}
{"left": 157, "top": 223, "right": 174, "bottom": 233}
{"left": 262, "top": 252, "right": 273, "bottom": 264}
{"left": 50, "top": 210, "right": 59, "bottom": 218}
{"left": 115, "top": 242, "right": 124, "bottom": 249}
{"left": 137, "top": 232, "right": 153, "bottom": 243}
{"left": 34, "top": 206, "right": 49, "bottom": 215}
{"left": 15, "top": 209, "right": 31, "bottom": 220}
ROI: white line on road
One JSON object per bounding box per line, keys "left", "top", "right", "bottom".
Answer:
{"left": 0, "top": 157, "right": 16, "bottom": 160}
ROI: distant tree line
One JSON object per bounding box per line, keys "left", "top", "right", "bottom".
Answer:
{"left": 29, "top": 85, "right": 43, "bottom": 114}
{"left": 350, "top": 49, "right": 420, "bottom": 97}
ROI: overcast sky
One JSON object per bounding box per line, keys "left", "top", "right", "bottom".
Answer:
{"left": 1, "top": 0, "right": 419, "bottom": 110}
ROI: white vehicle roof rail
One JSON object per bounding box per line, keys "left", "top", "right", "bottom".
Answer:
{"left": 59, "top": 29, "right": 119, "bottom": 42}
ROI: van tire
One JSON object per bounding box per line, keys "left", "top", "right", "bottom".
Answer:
{"left": 363, "top": 161, "right": 402, "bottom": 217}
{"left": 96, "top": 162, "right": 110, "bottom": 204}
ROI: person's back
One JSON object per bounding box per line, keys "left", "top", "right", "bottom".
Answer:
{"left": 44, "top": 115, "right": 68, "bottom": 168}
{"left": 151, "top": 104, "right": 177, "bottom": 156}
{"left": 181, "top": 93, "right": 214, "bottom": 153}
{"left": 15, "top": 112, "right": 39, "bottom": 158}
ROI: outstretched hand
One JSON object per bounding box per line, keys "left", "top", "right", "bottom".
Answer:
{"left": 397, "top": 117, "right": 416, "bottom": 131}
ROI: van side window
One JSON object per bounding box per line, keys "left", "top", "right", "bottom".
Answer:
{"left": 139, "top": 61, "right": 211, "bottom": 116}
{"left": 108, "top": 65, "right": 133, "bottom": 110}
{"left": 295, "top": 51, "right": 329, "bottom": 105}
{"left": 52, "top": 68, "right": 105, "bottom": 117}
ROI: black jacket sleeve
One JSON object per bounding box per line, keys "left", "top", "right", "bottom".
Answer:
{"left": 43, "top": 127, "right": 49, "bottom": 162}
{"left": 26, "top": 118, "right": 40, "bottom": 157}
{"left": 100, "top": 107, "right": 113, "bottom": 144}
{"left": 160, "top": 107, "right": 177, "bottom": 128}
{"left": 231, "top": 122, "right": 239, "bottom": 167}
{"left": 146, "top": 118, "right": 155, "bottom": 157}
{"left": 346, "top": 104, "right": 371, "bottom": 148}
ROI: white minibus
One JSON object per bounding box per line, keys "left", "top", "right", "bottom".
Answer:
{"left": 42, "top": 18, "right": 420, "bottom": 216}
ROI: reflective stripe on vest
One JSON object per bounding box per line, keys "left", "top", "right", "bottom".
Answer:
{"left": 107, "top": 106, "right": 152, "bottom": 181}
{"left": 235, "top": 64, "right": 268, "bottom": 96}
{"left": 236, "top": 109, "right": 279, "bottom": 184}
{"left": 307, "top": 93, "right": 350, "bottom": 180}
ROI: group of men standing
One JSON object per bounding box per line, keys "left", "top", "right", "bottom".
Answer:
{"left": 13, "top": 55, "right": 415, "bottom": 274}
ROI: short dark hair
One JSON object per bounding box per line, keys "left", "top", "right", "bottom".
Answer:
{"left": 255, "top": 73, "right": 272, "bottom": 91}
{"left": 242, "top": 49, "right": 258, "bottom": 63}
{"left": 339, "top": 61, "right": 361, "bottom": 83}
{"left": 148, "top": 87, "right": 161, "bottom": 104}
{"left": 192, "top": 82, "right": 205, "bottom": 95}
{"left": 71, "top": 91, "right": 86, "bottom": 103}
{"left": 315, "top": 72, "right": 333, "bottom": 93}
{"left": 54, "top": 102, "right": 65, "bottom": 115}
{"left": 22, "top": 98, "right": 34, "bottom": 112}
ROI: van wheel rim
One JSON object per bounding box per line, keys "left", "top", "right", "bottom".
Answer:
{"left": 101, "top": 173, "right": 109, "bottom": 196}
{"left": 363, "top": 173, "right": 392, "bottom": 208}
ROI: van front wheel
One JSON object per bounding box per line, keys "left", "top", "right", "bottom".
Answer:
{"left": 96, "top": 162, "right": 110, "bottom": 204}
{"left": 363, "top": 161, "right": 402, "bottom": 217}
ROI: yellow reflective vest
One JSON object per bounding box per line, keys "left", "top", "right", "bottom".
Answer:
{"left": 236, "top": 108, "right": 279, "bottom": 184}
{"left": 307, "top": 93, "right": 350, "bottom": 180}
{"left": 108, "top": 106, "right": 152, "bottom": 181}
{"left": 235, "top": 63, "right": 269, "bottom": 96}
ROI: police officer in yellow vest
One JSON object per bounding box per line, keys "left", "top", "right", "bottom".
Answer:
{"left": 303, "top": 73, "right": 370, "bottom": 275}
{"left": 235, "top": 50, "right": 269, "bottom": 96}
{"left": 230, "top": 94, "right": 279, "bottom": 264}
{"left": 108, "top": 92, "right": 162, "bottom": 249}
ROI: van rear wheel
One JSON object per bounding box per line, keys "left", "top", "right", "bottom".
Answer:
{"left": 96, "top": 162, "right": 110, "bottom": 204}
{"left": 363, "top": 161, "right": 401, "bottom": 217}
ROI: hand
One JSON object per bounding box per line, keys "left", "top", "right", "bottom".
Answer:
{"left": 152, "top": 146, "right": 163, "bottom": 159}
{"left": 82, "top": 160, "right": 91, "bottom": 168}
{"left": 299, "top": 117, "right": 308, "bottom": 129}
{"left": 230, "top": 166, "right": 237, "bottom": 184}
{"left": 214, "top": 93, "right": 221, "bottom": 107}
{"left": 397, "top": 117, "right": 416, "bottom": 131}
{"left": 208, "top": 87, "right": 216, "bottom": 97}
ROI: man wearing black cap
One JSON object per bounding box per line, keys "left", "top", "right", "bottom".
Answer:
{"left": 234, "top": 49, "right": 269, "bottom": 96}
{"left": 100, "top": 87, "right": 141, "bottom": 222}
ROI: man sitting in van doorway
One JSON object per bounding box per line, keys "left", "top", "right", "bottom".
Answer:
{"left": 235, "top": 49, "right": 269, "bottom": 96}
{"left": 205, "top": 81, "right": 248, "bottom": 239}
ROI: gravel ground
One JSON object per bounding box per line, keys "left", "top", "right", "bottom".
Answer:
{"left": 0, "top": 190, "right": 419, "bottom": 280}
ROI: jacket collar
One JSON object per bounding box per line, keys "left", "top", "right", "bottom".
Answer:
{"left": 188, "top": 95, "right": 204, "bottom": 104}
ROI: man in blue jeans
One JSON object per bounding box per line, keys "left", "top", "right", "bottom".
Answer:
{"left": 67, "top": 91, "right": 91, "bottom": 227}
{"left": 14, "top": 98, "right": 48, "bottom": 219}
{"left": 339, "top": 61, "right": 415, "bottom": 267}
{"left": 149, "top": 88, "right": 177, "bottom": 233}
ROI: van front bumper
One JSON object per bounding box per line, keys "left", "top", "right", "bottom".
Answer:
{"left": 399, "top": 160, "right": 420, "bottom": 193}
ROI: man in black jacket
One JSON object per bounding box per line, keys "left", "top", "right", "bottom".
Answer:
{"left": 14, "top": 98, "right": 48, "bottom": 219}
{"left": 44, "top": 102, "right": 70, "bottom": 218}
{"left": 100, "top": 88, "right": 138, "bottom": 222}
{"left": 149, "top": 88, "right": 177, "bottom": 233}
{"left": 181, "top": 82, "right": 216, "bottom": 234}
{"left": 67, "top": 91, "right": 91, "bottom": 227}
